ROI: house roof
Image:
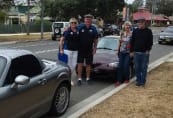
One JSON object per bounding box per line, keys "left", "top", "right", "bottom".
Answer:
{"left": 133, "top": 11, "right": 151, "bottom": 21}
{"left": 133, "top": 11, "right": 169, "bottom": 21}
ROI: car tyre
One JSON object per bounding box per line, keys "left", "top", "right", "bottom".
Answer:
{"left": 52, "top": 36, "right": 56, "bottom": 41}
{"left": 158, "top": 41, "right": 162, "bottom": 44}
{"left": 50, "top": 83, "right": 70, "bottom": 116}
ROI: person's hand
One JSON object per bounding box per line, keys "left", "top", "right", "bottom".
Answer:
{"left": 60, "top": 50, "right": 64, "bottom": 55}
{"left": 146, "top": 51, "right": 149, "bottom": 54}
{"left": 130, "top": 52, "right": 134, "bottom": 57}
{"left": 93, "top": 48, "right": 96, "bottom": 55}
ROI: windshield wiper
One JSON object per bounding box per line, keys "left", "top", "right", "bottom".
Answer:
{"left": 97, "top": 47, "right": 112, "bottom": 50}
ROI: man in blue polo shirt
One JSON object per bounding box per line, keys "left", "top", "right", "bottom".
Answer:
{"left": 77, "top": 14, "right": 98, "bottom": 85}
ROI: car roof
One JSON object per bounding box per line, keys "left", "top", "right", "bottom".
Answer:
{"left": 0, "top": 48, "right": 33, "bottom": 59}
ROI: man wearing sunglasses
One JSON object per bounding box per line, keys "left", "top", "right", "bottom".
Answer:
{"left": 77, "top": 14, "right": 98, "bottom": 86}
{"left": 130, "top": 17, "right": 153, "bottom": 87}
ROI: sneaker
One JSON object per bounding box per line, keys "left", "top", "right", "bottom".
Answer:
{"left": 77, "top": 80, "right": 82, "bottom": 86}
{"left": 135, "top": 83, "right": 141, "bottom": 87}
{"left": 124, "top": 80, "right": 129, "bottom": 83}
{"left": 115, "top": 82, "right": 121, "bottom": 87}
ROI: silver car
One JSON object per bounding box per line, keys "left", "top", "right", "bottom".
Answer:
{"left": 0, "top": 48, "right": 71, "bottom": 118}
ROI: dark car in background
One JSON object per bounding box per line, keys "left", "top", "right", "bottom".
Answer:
{"left": 0, "top": 48, "right": 71, "bottom": 118}
{"left": 158, "top": 26, "right": 173, "bottom": 44}
{"left": 103, "top": 24, "right": 120, "bottom": 36}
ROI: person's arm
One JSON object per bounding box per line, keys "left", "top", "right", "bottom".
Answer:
{"left": 93, "top": 37, "right": 98, "bottom": 54}
{"left": 59, "top": 36, "right": 64, "bottom": 54}
{"left": 130, "top": 30, "right": 135, "bottom": 57}
{"left": 146, "top": 29, "right": 153, "bottom": 53}
{"left": 92, "top": 26, "right": 98, "bottom": 55}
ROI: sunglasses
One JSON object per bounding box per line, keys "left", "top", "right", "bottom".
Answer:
{"left": 70, "top": 22, "right": 77, "bottom": 24}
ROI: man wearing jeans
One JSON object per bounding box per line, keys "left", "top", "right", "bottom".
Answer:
{"left": 130, "top": 17, "right": 153, "bottom": 86}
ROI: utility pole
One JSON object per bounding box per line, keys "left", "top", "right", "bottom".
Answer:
{"left": 27, "top": 0, "right": 30, "bottom": 35}
{"left": 151, "top": 0, "right": 156, "bottom": 26}
{"left": 40, "top": 0, "right": 44, "bottom": 40}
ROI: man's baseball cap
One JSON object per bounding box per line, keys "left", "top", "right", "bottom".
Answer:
{"left": 84, "top": 14, "right": 93, "bottom": 19}
{"left": 137, "top": 17, "right": 146, "bottom": 22}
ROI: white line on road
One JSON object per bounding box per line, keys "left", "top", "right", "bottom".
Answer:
{"left": 35, "top": 49, "right": 59, "bottom": 54}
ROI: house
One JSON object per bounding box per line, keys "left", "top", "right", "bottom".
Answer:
{"left": 133, "top": 7, "right": 169, "bottom": 26}
{"left": 6, "top": 0, "right": 40, "bottom": 24}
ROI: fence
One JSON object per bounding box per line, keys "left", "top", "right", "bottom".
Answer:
{"left": 0, "top": 24, "right": 51, "bottom": 34}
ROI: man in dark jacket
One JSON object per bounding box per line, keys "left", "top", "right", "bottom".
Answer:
{"left": 130, "top": 17, "right": 153, "bottom": 87}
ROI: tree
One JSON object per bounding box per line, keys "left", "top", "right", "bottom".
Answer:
{"left": 44, "top": 0, "right": 125, "bottom": 23}
{"left": 146, "top": 0, "right": 173, "bottom": 16}
{"left": 0, "top": 0, "right": 13, "bottom": 24}
{"left": 131, "top": 0, "right": 143, "bottom": 13}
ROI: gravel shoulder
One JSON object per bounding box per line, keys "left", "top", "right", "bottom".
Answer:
{"left": 80, "top": 62, "right": 173, "bottom": 118}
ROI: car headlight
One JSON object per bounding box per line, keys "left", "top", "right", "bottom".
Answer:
{"left": 159, "top": 36, "right": 165, "bottom": 39}
{"left": 108, "top": 62, "right": 118, "bottom": 68}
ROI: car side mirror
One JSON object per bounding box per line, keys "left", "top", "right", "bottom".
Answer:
{"left": 11, "top": 75, "right": 30, "bottom": 89}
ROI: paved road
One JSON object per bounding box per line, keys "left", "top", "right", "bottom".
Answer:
{"left": 0, "top": 29, "right": 172, "bottom": 117}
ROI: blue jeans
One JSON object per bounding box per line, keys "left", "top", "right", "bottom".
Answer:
{"left": 117, "top": 52, "right": 130, "bottom": 82}
{"left": 134, "top": 52, "right": 149, "bottom": 85}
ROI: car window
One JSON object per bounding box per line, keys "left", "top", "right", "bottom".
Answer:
{"left": 54, "top": 23, "right": 63, "bottom": 28}
{"left": 65, "top": 23, "right": 70, "bottom": 27}
{"left": 0, "top": 56, "right": 7, "bottom": 79}
{"left": 97, "top": 37, "right": 119, "bottom": 51}
{"left": 164, "top": 28, "right": 173, "bottom": 33}
{"left": 4, "top": 55, "right": 42, "bottom": 85}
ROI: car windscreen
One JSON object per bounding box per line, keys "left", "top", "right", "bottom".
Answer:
{"left": 164, "top": 28, "right": 173, "bottom": 33}
{"left": 54, "top": 23, "right": 63, "bottom": 28}
{"left": 97, "top": 37, "right": 119, "bottom": 51}
{"left": 0, "top": 56, "right": 7, "bottom": 79}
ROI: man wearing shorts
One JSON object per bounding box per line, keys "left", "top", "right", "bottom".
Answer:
{"left": 77, "top": 14, "right": 98, "bottom": 86}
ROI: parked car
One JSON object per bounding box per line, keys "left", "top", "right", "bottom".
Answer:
{"left": 76, "top": 35, "right": 134, "bottom": 79}
{"left": 103, "top": 24, "right": 120, "bottom": 36}
{"left": 158, "top": 26, "right": 173, "bottom": 44}
{"left": 0, "top": 48, "right": 71, "bottom": 118}
{"left": 76, "top": 36, "right": 119, "bottom": 79}
{"left": 51, "top": 22, "right": 70, "bottom": 40}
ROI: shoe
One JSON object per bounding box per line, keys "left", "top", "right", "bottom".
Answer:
{"left": 77, "top": 80, "right": 82, "bottom": 86}
{"left": 115, "top": 82, "right": 121, "bottom": 87}
{"left": 135, "top": 83, "right": 141, "bottom": 87}
{"left": 124, "top": 80, "right": 129, "bottom": 83}
{"left": 140, "top": 84, "right": 145, "bottom": 87}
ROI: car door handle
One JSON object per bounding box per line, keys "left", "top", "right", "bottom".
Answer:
{"left": 38, "top": 79, "right": 47, "bottom": 85}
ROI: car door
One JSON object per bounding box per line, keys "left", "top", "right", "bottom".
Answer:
{"left": 0, "top": 55, "right": 54, "bottom": 118}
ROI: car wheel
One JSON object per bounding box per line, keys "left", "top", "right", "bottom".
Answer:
{"left": 50, "top": 83, "right": 70, "bottom": 116}
{"left": 158, "top": 41, "right": 162, "bottom": 44}
{"left": 52, "top": 36, "right": 56, "bottom": 41}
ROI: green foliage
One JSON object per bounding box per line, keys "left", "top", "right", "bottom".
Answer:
{"left": 33, "top": 19, "right": 52, "bottom": 25}
{"left": 146, "top": 0, "right": 173, "bottom": 16}
{"left": 0, "top": 11, "right": 6, "bottom": 24}
{"left": 44, "top": 0, "right": 125, "bottom": 23}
